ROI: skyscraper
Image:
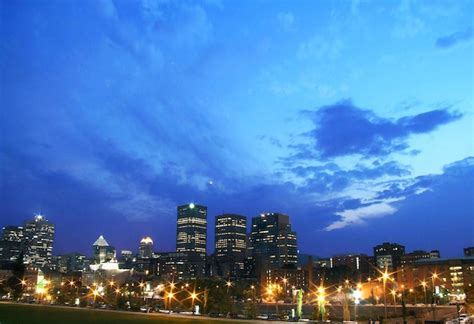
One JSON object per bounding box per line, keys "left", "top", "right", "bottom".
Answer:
{"left": 92, "top": 235, "right": 116, "bottom": 264}
{"left": 249, "top": 212, "right": 298, "bottom": 273}
{"left": 373, "top": 242, "right": 405, "bottom": 271}
{"left": 0, "top": 225, "right": 24, "bottom": 263}
{"left": 24, "top": 214, "right": 55, "bottom": 270}
{"left": 176, "top": 203, "right": 207, "bottom": 256}
{"left": 139, "top": 236, "right": 154, "bottom": 258}
{"left": 215, "top": 214, "right": 247, "bottom": 277}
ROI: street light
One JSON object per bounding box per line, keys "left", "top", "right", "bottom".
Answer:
{"left": 316, "top": 285, "right": 327, "bottom": 321}
{"left": 380, "top": 269, "right": 391, "bottom": 320}
{"left": 421, "top": 281, "right": 427, "bottom": 304}
{"left": 391, "top": 290, "right": 397, "bottom": 304}
{"left": 190, "top": 291, "right": 198, "bottom": 314}
{"left": 431, "top": 273, "right": 439, "bottom": 320}
{"left": 431, "top": 273, "right": 438, "bottom": 302}
{"left": 167, "top": 291, "right": 174, "bottom": 313}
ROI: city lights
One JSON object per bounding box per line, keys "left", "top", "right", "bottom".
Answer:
{"left": 1, "top": 206, "right": 472, "bottom": 321}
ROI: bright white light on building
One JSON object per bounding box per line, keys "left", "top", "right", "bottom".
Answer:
{"left": 189, "top": 203, "right": 195, "bottom": 209}
{"left": 352, "top": 289, "right": 362, "bottom": 300}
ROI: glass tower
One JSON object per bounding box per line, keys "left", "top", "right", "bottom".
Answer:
{"left": 215, "top": 214, "right": 247, "bottom": 276}
{"left": 176, "top": 203, "right": 207, "bottom": 256}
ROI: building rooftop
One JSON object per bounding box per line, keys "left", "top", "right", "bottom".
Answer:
{"left": 93, "top": 235, "right": 109, "bottom": 247}
{"left": 140, "top": 236, "right": 153, "bottom": 245}
{"left": 413, "top": 256, "right": 474, "bottom": 264}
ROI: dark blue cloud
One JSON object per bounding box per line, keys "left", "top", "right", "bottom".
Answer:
{"left": 291, "top": 161, "right": 410, "bottom": 194}
{"left": 435, "top": 27, "right": 473, "bottom": 49}
{"left": 296, "top": 100, "right": 461, "bottom": 159}
{"left": 313, "top": 157, "right": 474, "bottom": 256}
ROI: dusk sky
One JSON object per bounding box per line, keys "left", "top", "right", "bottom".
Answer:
{"left": 1, "top": 0, "right": 473, "bottom": 258}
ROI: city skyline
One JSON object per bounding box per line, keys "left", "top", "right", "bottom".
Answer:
{"left": 1, "top": 210, "right": 471, "bottom": 260}
{"left": 1, "top": 1, "right": 473, "bottom": 258}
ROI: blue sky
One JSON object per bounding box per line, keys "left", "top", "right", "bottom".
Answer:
{"left": 1, "top": 0, "right": 473, "bottom": 257}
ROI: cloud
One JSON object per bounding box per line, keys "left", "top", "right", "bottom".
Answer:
{"left": 325, "top": 156, "right": 474, "bottom": 231}
{"left": 296, "top": 100, "right": 461, "bottom": 159}
{"left": 291, "top": 161, "right": 411, "bottom": 195}
{"left": 325, "top": 202, "right": 397, "bottom": 231}
{"left": 297, "top": 36, "right": 343, "bottom": 60}
{"left": 277, "top": 11, "right": 295, "bottom": 31}
{"left": 392, "top": 0, "right": 425, "bottom": 38}
{"left": 435, "top": 27, "right": 473, "bottom": 49}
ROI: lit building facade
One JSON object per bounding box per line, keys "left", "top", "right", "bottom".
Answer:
{"left": 24, "top": 215, "right": 55, "bottom": 270}
{"left": 52, "top": 252, "right": 88, "bottom": 273}
{"left": 373, "top": 242, "right": 405, "bottom": 271}
{"left": 215, "top": 214, "right": 247, "bottom": 277}
{"left": 329, "top": 253, "right": 373, "bottom": 277}
{"left": 176, "top": 203, "right": 207, "bottom": 256}
{"left": 155, "top": 251, "right": 206, "bottom": 280}
{"left": 402, "top": 257, "right": 474, "bottom": 300}
{"left": 0, "top": 225, "right": 24, "bottom": 263}
{"left": 139, "top": 236, "right": 154, "bottom": 258}
{"left": 92, "top": 235, "right": 116, "bottom": 264}
{"left": 249, "top": 212, "right": 298, "bottom": 273}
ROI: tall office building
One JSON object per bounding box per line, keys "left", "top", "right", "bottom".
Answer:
{"left": 176, "top": 203, "right": 207, "bottom": 256}
{"left": 139, "top": 236, "right": 154, "bottom": 258}
{"left": 24, "top": 214, "right": 55, "bottom": 269}
{"left": 92, "top": 235, "right": 116, "bottom": 264}
{"left": 0, "top": 225, "right": 24, "bottom": 262}
{"left": 373, "top": 242, "right": 405, "bottom": 271}
{"left": 215, "top": 214, "right": 247, "bottom": 277}
{"left": 249, "top": 212, "right": 298, "bottom": 272}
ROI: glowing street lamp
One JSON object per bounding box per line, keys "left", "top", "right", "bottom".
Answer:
{"left": 167, "top": 291, "right": 174, "bottom": 312}
{"left": 431, "top": 273, "right": 438, "bottom": 302}
{"left": 190, "top": 291, "right": 198, "bottom": 314}
{"left": 391, "top": 290, "right": 397, "bottom": 304}
{"left": 353, "top": 289, "right": 362, "bottom": 321}
{"left": 315, "top": 285, "right": 327, "bottom": 321}
{"left": 378, "top": 267, "right": 393, "bottom": 321}
{"left": 421, "top": 281, "right": 428, "bottom": 304}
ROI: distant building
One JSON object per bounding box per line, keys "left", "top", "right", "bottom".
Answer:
{"left": 92, "top": 235, "right": 116, "bottom": 264}
{"left": 464, "top": 247, "right": 474, "bottom": 257}
{"left": 249, "top": 212, "right": 298, "bottom": 274}
{"left": 0, "top": 225, "right": 24, "bottom": 263}
{"left": 139, "top": 237, "right": 154, "bottom": 258}
{"left": 24, "top": 215, "right": 55, "bottom": 270}
{"left": 215, "top": 214, "right": 247, "bottom": 277}
{"left": 330, "top": 253, "right": 373, "bottom": 276}
{"left": 373, "top": 242, "right": 405, "bottom": 271}
{"left": 398, "top": 249, "right": 440, "bottom": 284}
{"left": 401, "top": 250, "right": 439, "bottom": 268}
{"left": 403, "top": 257, "right": 474, "bottom": 298}
{"left": 263, "top": 266, "right": 310, "bottom": 298}
{"left": 120, "top": 250, "right": 133, "bottom": 261}
{"left": 53, "top": 252, "right": 88, "bottom": 273}
{"left": 155, "top": 251, "right": 206, "bottom": 281}
{"left": 176, "top": 203, "right": 207, "bottom": 257}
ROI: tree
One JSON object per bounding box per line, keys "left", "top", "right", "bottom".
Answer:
{"left": 243, "top": 288, "right": 257, "bottom": 319}
{"left": 7, "top": 253, "right": 26, "bottom": 300}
